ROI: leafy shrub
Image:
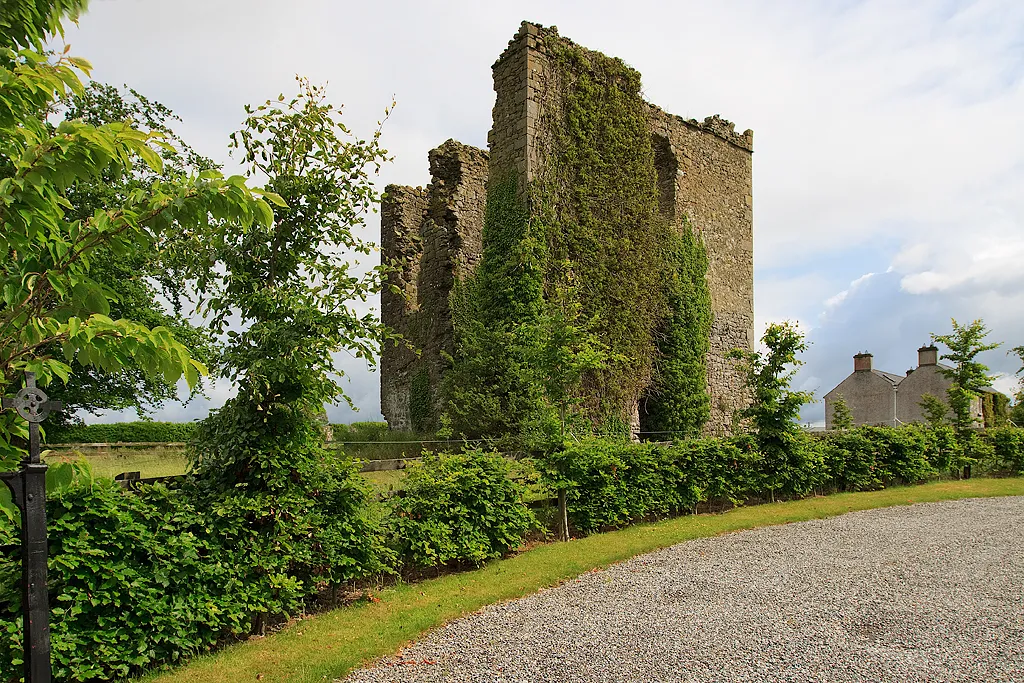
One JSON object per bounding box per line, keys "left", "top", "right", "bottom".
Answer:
{"left": 388, "top": 450, "right": 535, "bottom": 568}
{"left": 191, "top": 453, "right": 393, "bottom": 612}
{"left": 330, "top": 422, "right": 391, "bottom": 442}
{"left": 982, "top": 426, "right": 1024, "bottom": 475}
{"left": 542, "top": 437, "right": 762, "bottom": 533}
{"left": 2, "top": 450, "right": 391, "bottom": 682}
{"left": 543, "top": 426, "right": 1024, "bottom": 534}
{"left": 1, "top": 481, "right": 266, "bottom": 682}
{"left": 47, "top": 421, "right": 198, "bottom": 444}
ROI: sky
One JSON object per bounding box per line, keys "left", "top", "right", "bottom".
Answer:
{"left": 62, "top": 0, "right": 1024, "bottom": 426}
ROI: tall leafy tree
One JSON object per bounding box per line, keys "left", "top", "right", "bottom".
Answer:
{"left": 34, "top": 82, "right": 221, "bottom": 429}
{"left": 931, "top": 318, "right": 1000, "bottom": 432}
{"left": 729, "top": 321, "right": 816, "bottom": 498}
{"left": 180, "top": 78, "right": 395, "bottom": 606}
{"left": 0, "top": 0, "right": 271, "bottom": 467}
{"left": 931, "top": 318, "right": 1000, "bottom": 478}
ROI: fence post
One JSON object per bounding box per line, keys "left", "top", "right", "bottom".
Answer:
{"left": 557, "top": 489, "right": 569, "bottom": 541}
{"left": 2, "top": 372, "right": 60, "bottom": 683}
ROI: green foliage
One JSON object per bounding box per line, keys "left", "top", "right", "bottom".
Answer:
{"left": 388, "top": 450, "right": 536, "bottom": 568}
{"left": 931, "top": 319, "right": 1000, "bottom": 432}
{"left": 441, "top": 174, "right": 551, "bottom": 445}
{"left": 539, "top": 39, "right": 666, "bottom": 422}
{"left": 642, "top": 222, "right": 712, "bottom": 438}
{"left": 728, "top": 321, "right": 815, "bottom": 497}
{"left": 919, "top": 393, "right": 949, "bottom": 428}
{"left": 39, "top": 82, "right": 221, "bottom": 429}
{"left": 540, "top": 437, "right": 757, "bottom": 533}
{"left": 1011, "top": 347, "right": 1024, "bottom": 427}
{"left": 0, "top": 0, "right": 88, "bottom": 49}
{"left": 0, "top": 8, "right": 269, "bottom": 469}
{"left": 330, "top": 422, "right": 390, "bottom": 442}
{"left": 542, "top": 425, "right": 1024, "bottom": 534}
{"left": 444, "top": 36, "right": 706, "bottom": 441}
{"left": 830, "top": 396, "right": 854, "bottom": 430}
{"left": 982, "top": 391, "right": 1010, "bottom": 428}
{"left": 409, "top": 367, "right": 432, "bottom": 434}
{"left": 0, "top": 480, "right": 270, "bottom": 682}
{"left": 983, "top": 426, "right": 1024, "bottom": 475}
{"left": 45, "top": 420, "right": 197, "bottom": 443}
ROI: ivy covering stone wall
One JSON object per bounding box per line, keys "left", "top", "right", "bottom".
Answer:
{"left": 381, "top": 21, "right": 754, "bottom": 439}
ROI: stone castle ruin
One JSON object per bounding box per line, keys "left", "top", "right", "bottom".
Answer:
{"left": 381, "top": 22, "right": 754, "bottom": 436}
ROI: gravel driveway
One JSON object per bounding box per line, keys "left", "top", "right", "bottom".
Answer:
{"left": 343, "top": 497, "right": 1024, "bottom": 683}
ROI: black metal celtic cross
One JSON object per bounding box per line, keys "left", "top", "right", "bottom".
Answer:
{"left": 2, "top": 372, "right": 61, "bottom": 683}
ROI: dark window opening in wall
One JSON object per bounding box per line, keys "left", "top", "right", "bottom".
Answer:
{"left": 652, "top": 134, "right": 677, "bottom": 222}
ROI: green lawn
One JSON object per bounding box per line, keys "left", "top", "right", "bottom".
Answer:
{"left": 141, "top": 477, "right": 1024, "bottom": 683}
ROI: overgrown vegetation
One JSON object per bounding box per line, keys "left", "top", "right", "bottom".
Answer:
{"left": 442, "top": 33, "right": 711, "bottom": 445}
{"left": 728, "top": 322, "right": 815, "bottom": 500}
{"left": 641, "top": 221, "right": 712, "bottom": 437}
{"left": 142, "top": 478, "right": 1024, "bottom": 683}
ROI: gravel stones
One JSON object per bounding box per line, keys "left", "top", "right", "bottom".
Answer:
{"left": 342, "top": 497, "right": 1024, "bottom": 682}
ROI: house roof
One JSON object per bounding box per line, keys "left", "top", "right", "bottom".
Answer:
{"left": 873, "top": 369, "right": 904, "bottom": 385}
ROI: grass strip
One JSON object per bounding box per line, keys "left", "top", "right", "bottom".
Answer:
{"left": 141, "top": 477, "right": 1024, "bottom": 683}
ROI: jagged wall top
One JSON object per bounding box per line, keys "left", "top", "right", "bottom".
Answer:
{"left": 498, "top": 21, "right": 753, "bottom": 153}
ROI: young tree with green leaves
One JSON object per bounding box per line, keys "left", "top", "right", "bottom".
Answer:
{"left": 729, "top": 321, "right": 816, "bottom": 499}
{"left": 180, "top": 78, "right": 396, "bottom": 610}
{"left": 830, "top": 395, "right": 854, "bottom": 430}
{"left": 0, "top": 0, "right": 270, "bottom": 468}
{"left": 931, "top": 318, "right": 999, "bottom": 432}
{"left": 931, "top": 318, "right": 1000, "bottom": 477}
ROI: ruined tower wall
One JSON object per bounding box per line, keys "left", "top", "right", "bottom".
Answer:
{"left": 648, "top": 108, "right": 755, "bottom": 434}
{"left": 489, "top": 22, "right": 558, "bottom": 190}
{"left": 381, "top": 21, "right": 754, "bottom": 436}
{"left": 492, "top": 22, "right": 755, "bottom": 435}
{"left": 379, "top": 141, "right": 488, "bottom": 431}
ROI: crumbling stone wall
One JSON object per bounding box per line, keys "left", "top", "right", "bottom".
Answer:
{"left": 380, "top": 140, "right": 488, "bottom": 431}
{"left": 648, "top": 107, "right": 755, "bottom": 434}
{"left": 381, "top": 21, "right": 755, "bottom": 436}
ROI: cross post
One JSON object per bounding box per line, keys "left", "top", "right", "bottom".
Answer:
{"left": 1, "top": 371, "right": 62, "bottom": 683}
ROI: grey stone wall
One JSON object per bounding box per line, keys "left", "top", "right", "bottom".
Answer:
{"left": 647, "top": 107, "right": 755, "bottom": 434}
{"left": 381, "top": 21, "right": 755, "bottom": 436}
{"left": 379, "top": 141, "right": 488, "bottom": 431}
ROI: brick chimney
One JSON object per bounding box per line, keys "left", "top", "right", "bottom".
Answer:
{"left": 918, "top": 345, "right": 938, "bottom": 367}
{"left": 853, "top": 352, "right": 873, "bottom": 372}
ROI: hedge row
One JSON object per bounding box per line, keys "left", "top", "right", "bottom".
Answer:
{"left": 47, "top": 421, "right": 199, "bottom": 444}
{"left": 0, "top": 450, "right": 532, "bottom": 682}
{"left": 3, "top": 426, "right": 1023, "bottom": 681}
{"left": 545, "top": 425, "right": 1024, "bottom": 533}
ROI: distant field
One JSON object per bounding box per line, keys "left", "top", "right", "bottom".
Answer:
{"left": 46, "top": 445, "right": 189, "bottom": 480}
{"left": 45, "top": 445, "right": 410, "bottom": 492}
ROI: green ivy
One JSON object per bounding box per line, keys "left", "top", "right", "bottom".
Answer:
{"left": 440, "top": 174, "right": 552, "bottom": 444}
{"left": 409, "top": 367, "right": 433, "bottom": 434}
{"left": 537, "top": 38, "right": 667, "bottom": 424}
{"left": 641, "top": 221, "right": 712, "bottom": 437}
